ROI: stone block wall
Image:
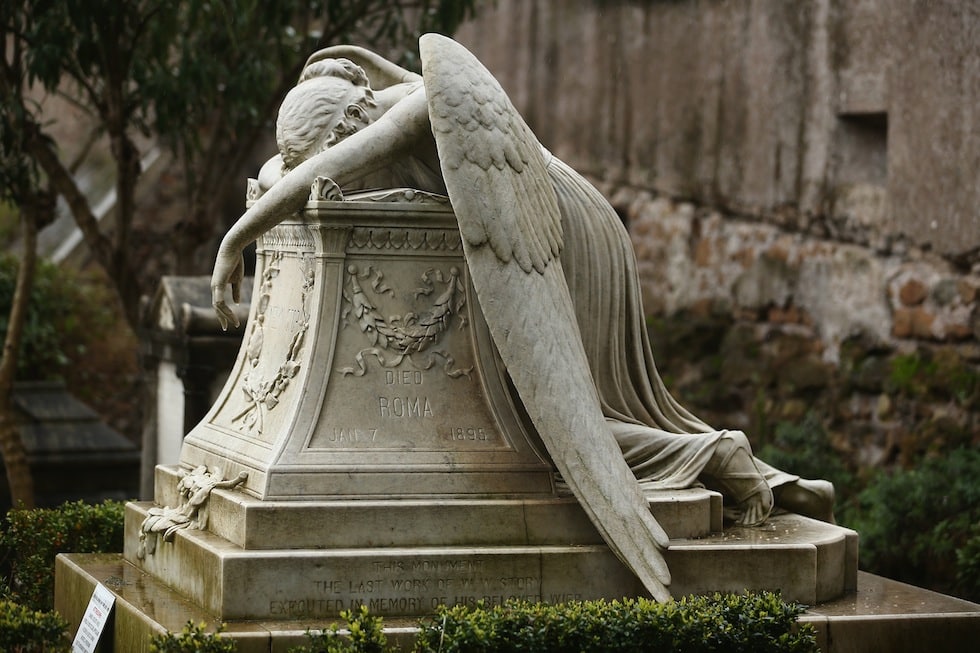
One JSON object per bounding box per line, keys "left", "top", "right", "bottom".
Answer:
{"left": 618, "top": 192, "right": 977, "bottom": 472}
{"left": 455, "top": 0, "right": 979, "bottom": 465}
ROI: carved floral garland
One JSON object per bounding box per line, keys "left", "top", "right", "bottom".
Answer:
{"left": 233, "top": 251, "right": 315, "bottom": 434}
{"left": 340, "top": 264, "right": 472, "bottom": 378}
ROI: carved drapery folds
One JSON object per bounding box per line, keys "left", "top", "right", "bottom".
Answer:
{"left": 137, "top": 466, "right": 247, "bottom": 559}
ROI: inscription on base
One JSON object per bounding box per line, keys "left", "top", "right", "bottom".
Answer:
{"left": 326, "top": 428, "right": 378, "bottom": 443}
{"left": 267, "top": 557, "right": 568, "bottom": 618}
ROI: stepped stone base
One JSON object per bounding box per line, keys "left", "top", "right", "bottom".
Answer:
{"left": 55, "top": 464, "right": 868, "bottom": 649}
{"left": 119, "top": 478, "right": 714, "bottom": 621}
{"left": 123, "top": 501, "right": 853, "bottom": 617}
{"left": 114, "top": 466, "right": 854, "bottom": 620}
{"left": 56, "top": 555, "right": 980, "bottom": 653}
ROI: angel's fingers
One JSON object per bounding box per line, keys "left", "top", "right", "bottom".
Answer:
{"left": 215, "top": 301, "right": 240, "bottom": 331}
{"left": 215, "top": 306, "right": 229, "bottom": 332}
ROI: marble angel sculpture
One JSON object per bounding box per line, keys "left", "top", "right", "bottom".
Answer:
{"left": 211, "top": 34, "right": 834, "bottom": 602}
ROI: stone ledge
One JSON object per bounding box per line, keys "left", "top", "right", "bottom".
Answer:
{"left": 666, "top": 513, "right": 859, "bottom": 604}
{"left": 146, "top": 464, "right": 721, "bottom": 548}
{"left": 123, "top": 507, "right": 646, "bottom": 620}
{"left": 800, "top": 572, "right": 980, "bottom": 652}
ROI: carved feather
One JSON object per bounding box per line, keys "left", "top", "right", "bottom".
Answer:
{"left": 421, "top": 34, "right": 672, "bottom": 602}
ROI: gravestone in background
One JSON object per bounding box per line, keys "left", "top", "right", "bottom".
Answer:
{"left": 2, "top": 382, "right": 139, "bottom": 511}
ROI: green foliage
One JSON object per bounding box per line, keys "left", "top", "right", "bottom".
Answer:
{"left": 0, "top": 500, "right": 125, "bottom": 611}
{"left": 847, "top": 447, "right": 980, "bottom": 602}
{"left": 414, "top": 592, "right": 818, "bottom": 653}
{"left": 0, "top": 599, "right": 69, "bottom": 652}
{"left": 288, "top": 606, "right": 391, "bottom": 653}
{"left": 956, "top": 525, "right": 980, "bottom": 602}
{"left": 144, "top": 0, "right": 480, "bottom": 138}
{"left": 886, "top": 352, "right": 928, "bottom": 396}
{"left": 0, "top": 254, "right": 115, "bottom": 381}
{"left": 10, "top": 0, "right": 480, "bottom": 179}
{"left": 0, "top": 30, "right": 44, "bottom": 210}
{"left": 886, "top": 351, "right": 979, "bottom": 406}
{"left": 149, "top": 621, "right": 236, "bottom": 653}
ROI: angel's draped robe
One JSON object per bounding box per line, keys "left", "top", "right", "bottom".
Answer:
{"left": 545, "top": 153, "right": 797, "bottom": 494}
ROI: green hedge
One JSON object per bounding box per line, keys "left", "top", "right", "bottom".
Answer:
{"left": 414, "top": 593, "right": 817, "bottom": 653}
{"left": 289, "top": 606, "right": 388, "bottom": 652}
{"left": 1, "top": 594, "right": 816, "bottom": 653}
{"left": 0, "top": 598, "right": 69, "bottom": 652}
{"left": 847, "top": 447, "right": 980, "bottom": 601}
{"left": 0, "top": 500, "right": 125, "bottom": 611}
{"left": 284, "top": 594, "right": 817, "bottom": 653}
{"left": 150, "top": 621, "right": 237, "bottom": 653}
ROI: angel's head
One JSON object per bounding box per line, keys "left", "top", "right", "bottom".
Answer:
{"left": 276, "top": 58, "right": 378, "bottom": 171}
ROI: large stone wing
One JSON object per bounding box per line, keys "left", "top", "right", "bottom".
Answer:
{"left": 420, "top": 34, "right": 671, "bottom": 602}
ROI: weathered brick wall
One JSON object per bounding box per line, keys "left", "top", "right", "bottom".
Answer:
{"left": 455, "top": 0, "right": 979, "bottom": 461}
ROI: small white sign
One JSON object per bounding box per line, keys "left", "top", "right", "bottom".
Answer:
{"left": 72, "top": 582, "right": 115, "bottom": 653}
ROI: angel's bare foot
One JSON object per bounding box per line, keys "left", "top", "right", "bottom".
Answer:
{"left": 703, "top": 431, "right": 773, "bottom": 526}
{"left": 774, "top": 478, "right": 836, "bottom": 523}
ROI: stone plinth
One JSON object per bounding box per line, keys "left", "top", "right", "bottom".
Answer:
{"left": 122, "top": 465, "right": 723, "bottom": 621}
{"left": 120, "top": 467, "right": 854, "bottom": 621}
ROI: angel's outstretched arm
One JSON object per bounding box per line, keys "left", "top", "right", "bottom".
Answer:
{"left": 303, "top": 45, "right": 422, "bottom": 88}
{"left": 211, "top": 86, "right": 430, "bottom": 329}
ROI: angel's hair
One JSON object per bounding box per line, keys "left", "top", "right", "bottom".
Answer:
{"left": 299, "top": 58, "right": 370, "bottom": 87}
{"left": 277, "top": 58, "right": 377, "bottom": 170}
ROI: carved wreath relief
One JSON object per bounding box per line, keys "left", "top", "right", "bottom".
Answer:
{"left": 233, "top": 250, "right": 315, "bottom": 434}
{"left": 339, "top": 264, "right": 473, "bottom": 379}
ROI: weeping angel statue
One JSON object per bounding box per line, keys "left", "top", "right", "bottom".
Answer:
{"left": 211, "top": 34, "right": 834, "bottom": 602}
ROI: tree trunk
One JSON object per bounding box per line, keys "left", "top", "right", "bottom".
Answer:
{"left": 0, "top": 204, "right": 42, "bottom": 509}
{"left": 27, "top": 126, "right": 144, "bottom": 333}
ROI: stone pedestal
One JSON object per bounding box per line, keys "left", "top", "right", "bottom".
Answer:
{"left": 58, "top": 191, "right": 869, "bottom": 649}
{"left": 180, "top": 190, "right": 554, "bottom": 502}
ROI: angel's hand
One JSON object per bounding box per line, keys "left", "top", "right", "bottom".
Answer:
{"left": 211, "top": 248, "right": 245, "bottom": 330}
